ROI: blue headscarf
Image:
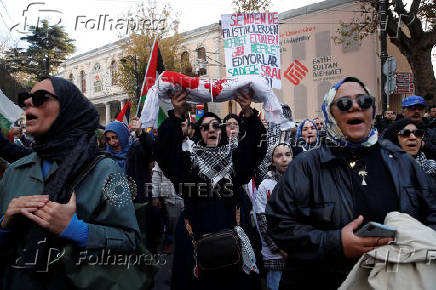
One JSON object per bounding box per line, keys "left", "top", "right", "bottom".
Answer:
{"left": 105, "top": 121, "right": 131, "bottom": 172}
{"left": 296, "top": 119, "right": 320, "bottom": 151}
{"left": 321, "top": 77, "right": 378, "bottom": 149}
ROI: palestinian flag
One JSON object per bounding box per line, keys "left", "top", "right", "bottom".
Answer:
{"left": 116, "top": 101, "right": 131, "bottom": 126}
{"left": 0, "top": 89, "right": 23, "bottom": 131}
{"left": 137, "top": 38, "right": 165, "bottom": 123}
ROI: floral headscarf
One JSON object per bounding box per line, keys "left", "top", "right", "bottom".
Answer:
{"left": 321, "top": 77, "right": 378, "bottom": 149}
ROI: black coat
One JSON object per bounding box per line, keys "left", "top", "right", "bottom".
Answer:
{"left": 0, "top": 131, "right": 32, "bottom": 163}
{"left": 266, "top": 139, "right": 436, "bottom": 290}
{"left": 421, "top": 118, "right": 436, "bottom": 160}
{"left": 154, "top": 110, "right": 266, "bottom": 290}
{"left": 126, "top": 132, "right": 154, "bottom": 203}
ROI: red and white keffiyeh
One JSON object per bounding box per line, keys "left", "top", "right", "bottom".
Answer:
{"left": 140, "top": 71, "right": 285, "bottom": 128}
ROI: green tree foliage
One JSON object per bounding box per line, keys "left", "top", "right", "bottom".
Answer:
{"left": 117, "top": 1, "right": 183, "bottom": 100}
{"left": 5, "top": 20, "right": 75, "bottom": 80}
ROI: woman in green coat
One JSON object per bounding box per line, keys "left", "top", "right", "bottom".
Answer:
{"left": 0, "top": 77, "right": 141, "bottom": 289}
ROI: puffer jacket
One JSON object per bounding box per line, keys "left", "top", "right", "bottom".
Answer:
{"left": 265, "top": 139, "right": 436, "bottom": 290}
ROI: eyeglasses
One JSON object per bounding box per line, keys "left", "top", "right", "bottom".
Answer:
{"left": 200, "top": 121, "right": 221, "bottom": 132}
{"left": 105, "top": 135, "right": 119, "bottom": 141}
{"left": 225, "top": 122, "right": 239, "bottom": 128}
{"left": 331, "top": 94, "right": 374, "bottom": 112}
{"left": 405, "top": 105, "right": 425, "bottom": 111}
{"left": 398, "top": 129, "right": 424, "bottom": 138}
{"left": 18, "top": 90, "right": 58, "bottom": 108}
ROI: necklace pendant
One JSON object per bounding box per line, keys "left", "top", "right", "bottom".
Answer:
{"left": 358, "top": 170, "right": 368, "bottom": 186}
{"left": 349, "top": 161, "right": 356, "bottom": 168}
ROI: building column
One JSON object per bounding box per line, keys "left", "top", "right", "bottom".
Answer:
{"left": 120, "top": 99, "right": 125, "bottom": 109}
{"left": 105, "top": 102, "right": 111, "bottom": 124}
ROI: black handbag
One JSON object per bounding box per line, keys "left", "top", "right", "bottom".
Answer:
{"left": 185, "top": 207, "right": 242, "bottom": 277}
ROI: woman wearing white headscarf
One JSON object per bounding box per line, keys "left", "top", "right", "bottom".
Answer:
{"left": 265, "top": 77, "right": 436, "bottom": 290}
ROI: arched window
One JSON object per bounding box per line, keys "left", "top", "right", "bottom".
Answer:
{"left": 68, "top": 73, "right": 73, "bottom": 82}
{"left": 110, "top": 60, "right": 118, "bottom": 85}
{"left": 181, "top": 51, "right": 189, "bottom": 66}
{"left": 94, "top": 74, "right": 102, "bottom": 93}
{"left": 197, "top": 47, "right": 206, "bottom": 61}
{"left": 80, "top": 71, "right": 86, "bottom": 93}
{"left": 196, "top": 47, "right": 207, "bottom": 76}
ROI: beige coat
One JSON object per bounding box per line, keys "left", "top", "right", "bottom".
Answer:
{"left": 339, "top": 212, "right": 436, "bottom": 290}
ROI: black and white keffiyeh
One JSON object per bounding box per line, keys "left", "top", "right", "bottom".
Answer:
{"left": 258, "top": 122, "right": 293, "bottom": 182}
{"left": 415, "top": 151, "right": 436, "bottom": 176}
{"left": 234, "top": 225, "right": 259, "bottom": 275}
{"left": 191, "top": 137, "right": 238, "bottom": 187}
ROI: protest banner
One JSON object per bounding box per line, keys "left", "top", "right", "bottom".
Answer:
{"left": 221, "top": 12, "right": 281, "bottom": 89}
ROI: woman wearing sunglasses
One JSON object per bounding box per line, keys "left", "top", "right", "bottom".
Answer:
{"left": 0, "top": 77, "right": 141, "bottom": 289}
{"left": 154, "top": 88, "right": 266, "bottom": 290}
{"left": 383, "top": 119, "right": 436, "bottom": 180}
{"left": 266, "top": 77, "right": 436, "bottom": 290}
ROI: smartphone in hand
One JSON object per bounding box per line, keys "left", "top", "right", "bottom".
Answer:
{"left": 354, "top": 222, "right": 396, "bottom": 238}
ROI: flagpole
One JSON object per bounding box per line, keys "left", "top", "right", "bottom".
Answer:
{"left": 136, "top": 37, "right": 158, "bottom": 117}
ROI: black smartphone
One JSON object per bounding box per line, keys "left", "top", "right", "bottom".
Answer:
{"left": 354, "top": 222, "right": 396, "bottom": 238}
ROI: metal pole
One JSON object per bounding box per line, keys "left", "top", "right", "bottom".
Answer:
{"left": 380, "top": 0, "right": 388, "bottom": 112}
{"left": 134, "top": 55, "right": 141, "bottom": 117}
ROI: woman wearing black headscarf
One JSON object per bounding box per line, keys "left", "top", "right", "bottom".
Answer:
{"left": 383, "top": 119, "right": 436, "bottom": 180}
{"left": 0, "top": 77, "right": 140, "bottom": 289}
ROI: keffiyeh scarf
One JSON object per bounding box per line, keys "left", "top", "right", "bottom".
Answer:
{"left": 258, "top": 122, "right": 293, "bottom": 181}
{"left": 234, "top": 225, "right": 259, "bottom": 275}
{"left": 191, "top": 137, "right": 238, "bottom": 187}
{"left": 415, "top": 151, "right": 436, "bottom": 176}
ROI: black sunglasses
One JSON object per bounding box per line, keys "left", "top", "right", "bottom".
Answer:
{"left": 200, "top": 121, "right": 221, "bottom": 132}
{"left": 18, "top": 90, "right": 58, "bottom": 108}
{"left": 331, "top": 94, "right": 374, "bottom": 112}
{"left": 398, "top": 129, "right": 424, "bottom": 138}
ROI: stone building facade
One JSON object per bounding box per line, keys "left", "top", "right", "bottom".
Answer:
{"left": 58, "top": 0, "right": 414, "bottom": 125}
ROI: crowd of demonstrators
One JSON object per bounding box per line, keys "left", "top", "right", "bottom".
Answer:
{"left": 383, "top": 119, "right": 436, "bottom": 181}
{"left": 400, "top": 95, "right": 436, "bottom": 160}
{"left": 265, "top": 77, "right": 436, "bottom": 290}
{"left": 0, "top": 74, "right": 435, "bottom": 290}
{"left": 0, "top": 77, "right": 140, "bottom": 289}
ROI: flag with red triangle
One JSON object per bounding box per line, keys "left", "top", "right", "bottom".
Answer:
{"left": 116, "top": 101, "right": 131, "bottom": 126}
{"left": 139, "top": 39, "right": 165, "bottom": 103}
{"left": 136, "top": 38, "right": 166, "bottom": 126}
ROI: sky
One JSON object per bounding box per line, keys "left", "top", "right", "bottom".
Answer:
{"left": 0, "top": 0, "right": 323, "bottom": 55}
{"left": 0, "top": 0, "right": 434, "bottom": 69}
